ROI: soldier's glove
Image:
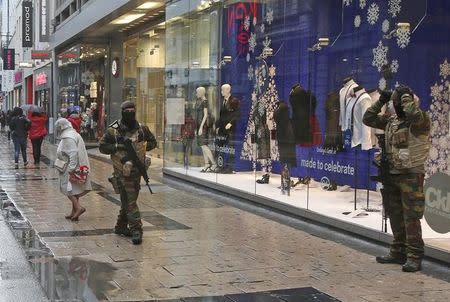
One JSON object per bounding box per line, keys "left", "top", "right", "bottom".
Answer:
{"left": 379, "top": 90, "right": 393, "bottom": 105}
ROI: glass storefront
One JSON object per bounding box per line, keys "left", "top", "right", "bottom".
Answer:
{"left": 34, "top": 64, "right": 52, "bottom": 114}
{"left": 123, "top": 23, "right": 166, "bottom": 158}
{"left": 164, "top": 0, "right": 450, "bottom": 251}
{"left": 57, "top": 44, "right": 107, "bottom": 142}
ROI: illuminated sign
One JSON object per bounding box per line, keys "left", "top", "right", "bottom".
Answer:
{"left": 2, "top": 49, "right": 15, "bottom": 70}
{"left": 35, "top": 72, "right": 48, "bottom": 86}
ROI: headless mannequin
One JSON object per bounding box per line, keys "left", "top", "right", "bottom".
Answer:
{"left": 339, "top": 78, "right": 358, "bottom": 130}
{"left": 195, "top": 87, "right": 216, "bottom": 171}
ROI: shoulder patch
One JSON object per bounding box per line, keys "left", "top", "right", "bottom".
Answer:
{"left": 109, "top": 120, "right": 120, "bottom": 129}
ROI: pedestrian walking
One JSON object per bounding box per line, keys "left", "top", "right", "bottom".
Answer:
{"left": 0, "top": 111, "right": 6, "bottom": 132}
{"left": 99, "top": 101, "right": 157, "bottom": 245}
{"left": 28, "top": 109, "right": 48, "bottom": 166}
{"left": 6, "top": 110, "right": 12, "bottom": 141}
{"left": 363, "top": 85, "right": 430, "bottom": 272}
{"left": 9, "top": 107, "right": 31, "bottom": 169}
{"left": 54, "top": 118, "right": 92, "bottom": 221}
{"left": 67, "top": 110, "right": 82, "bottom": 133}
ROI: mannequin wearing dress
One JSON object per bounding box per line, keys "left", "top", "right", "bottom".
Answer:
{"left": 195, "top": 87, "right": 216, "bottom": 172}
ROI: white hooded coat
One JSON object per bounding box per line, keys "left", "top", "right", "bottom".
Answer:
{"left": 55, "top": 118, "right": 92, "bottom": 196}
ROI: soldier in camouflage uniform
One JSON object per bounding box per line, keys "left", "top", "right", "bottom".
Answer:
{"left": 363, "top": 85, "right": 430, "bottom": 272}
{"left": 99, "top": 101, "right": 157, "bottom": 245}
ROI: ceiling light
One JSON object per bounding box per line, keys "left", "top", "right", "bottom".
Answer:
{"left": 111, "top": 13, "right": 145, "bottom": 24}
{"left": 137, "top": 2, "right": 160, "bottom": 10}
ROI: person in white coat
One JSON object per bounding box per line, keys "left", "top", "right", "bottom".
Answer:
{"left": 55, "top": 118, "right": 92, "bottom": 221}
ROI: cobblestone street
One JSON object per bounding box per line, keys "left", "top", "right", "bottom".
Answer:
{"left": 1, "top": 134, "right": 450, "bottom": 302}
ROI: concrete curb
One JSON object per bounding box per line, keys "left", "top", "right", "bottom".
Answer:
{"left": 163, "top": 168, "right": 450, "bottom": 265}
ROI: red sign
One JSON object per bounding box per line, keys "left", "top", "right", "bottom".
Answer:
{"left": 14, "top": 70, "right": 23, "bottom": 84}
{"left": 35, "top": 72, "right": 48, "bottom": 85}
{"left": 31, "top": 50, "right": 50, "bottom": 60}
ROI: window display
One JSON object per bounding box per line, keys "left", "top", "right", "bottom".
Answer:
{"left": 164, "top": 0, "right": 450, "bottom": 254}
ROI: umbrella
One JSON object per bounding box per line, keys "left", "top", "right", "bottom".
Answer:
{"left": 20, "top": 104, "right": 42, "bottom": 113}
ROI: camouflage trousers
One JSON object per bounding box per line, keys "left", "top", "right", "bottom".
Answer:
{"left": 383, "top": 173, "right": 425, "bottom": 260}
{"left": 117, "top": 175, "right": 143, "bottom": 233}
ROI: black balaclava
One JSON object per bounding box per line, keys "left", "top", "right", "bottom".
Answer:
{"left": 392, "top": 85, "right": 412, "bottom": 119}
{"left": 121, "top": 101, "right": 136, "bottom": 127}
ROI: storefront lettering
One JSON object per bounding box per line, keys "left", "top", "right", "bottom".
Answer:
{"left": 426, "top": 187, "right": 450, "bottom": 213}
{"left": 227, "top": 1, "right": 259, "bottom": 56}
{"left": 22, "top": 2, "right": 33, "bottom": 47}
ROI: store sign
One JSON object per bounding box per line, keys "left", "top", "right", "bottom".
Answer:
{"left": 424, "top": 172, "right": 450, "bottom": 234}
{"left": 31, "top": 50, "right": 50, "bottom": 60}
{"left": 39, "top": 0, "right": 49, "bottom": 42}
{"left": 14, "top": 70, "right": 23, "bottom": 84}
{"left": 22, "top": 1, "right": 33, "bottom": 47}
{"left": 35, "top": 72, "right": 48, "bottom": 86}
{"left": 2, "top": 49, "right": 15, "bottom": 70}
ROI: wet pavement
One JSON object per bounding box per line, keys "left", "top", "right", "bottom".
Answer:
{"left": 0, "top": 134, "right": 450, "bottom": 301}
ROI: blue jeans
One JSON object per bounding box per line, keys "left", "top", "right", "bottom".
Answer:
{"left": 12, "top": 136, "right": 27, "bottom": 164}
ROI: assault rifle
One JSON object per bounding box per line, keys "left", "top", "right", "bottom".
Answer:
{"left": 371, "top": 134, "right": 389, "bottom": 232}
{"left": 122, "top": 139, "right": 154, "bottom": 194}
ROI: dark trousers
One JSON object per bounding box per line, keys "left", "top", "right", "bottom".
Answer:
{"left": 12, "top": 136, "right": 27, "bottom": 164}
{"left": 31, "top": 137, "right": 44, "bottom": 164}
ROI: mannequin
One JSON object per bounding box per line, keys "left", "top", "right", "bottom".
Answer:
{"left": 339, "top": 78, "right": 358, "bottom": 130}
{"left": 215, "top": 84, "right": 240, "bottom": 173}
{"left": 194, "top": 87, "right": 217, "bottom": 172}
{"left": 343, "top": 86, "right": 373, "bottom": 150}
{"left": 324, "top": 91, "right": 343, "bottom": 151}
{"left": 274, "top": 102, "right": 296, "bottom": 195}
{"left": 181, "top": 102, "right": 196, "bottom": 169}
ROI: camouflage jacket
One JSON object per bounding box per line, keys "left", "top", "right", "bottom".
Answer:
{"left": 99, "top": 120, "right": 157, "bottom": 175}
{"left": 363, "top": 94, "right": 430, "bottom": 174}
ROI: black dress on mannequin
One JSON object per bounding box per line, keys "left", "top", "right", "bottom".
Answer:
{"left": 274, "top": 102, "right": 296, "bottom": 167}
{"left": 289, "top": 84, "right": 317, "bottom": 145}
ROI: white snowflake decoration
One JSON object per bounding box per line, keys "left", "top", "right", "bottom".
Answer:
{"left": 388, "top": 0, "right": 402, "bottom": 18}
{"left": 382, "top": 19, "right": 390, "bottom": 33}
{"left": 391, "top": 59, "right": 399, "bottom": 73}
{"left": 396, "top": 27, "right": 410, "bottom": 48}
{"left": 249, "top": 32, "right": 257, "bottom": 53}
{"left": 359, "top": 0, "right": 366, "bottom": 9}
{"left": 440, "top": 59, "right": 450, "bottom": 79}
{"left": 246, "top": 53, "right": 251, "bottom": 62}
{"left": 425, "top": 58, "right": 450, "bottom": 177}
{"left": 379, "top": 77, "right": 387, "bottom": 90}
{"left": 430, "top": 83, "right": 443, "bottom": 101}
{"left": 260, "top": 23, "right": 265, "bottom": 34}
{"left": 243, "top": 16, "right": 250, "bottom": 31}
{"left": 354, "top": 15, "right": 361, "bottom": 28}
{"left": 269, "top": 65, "right": 276, "bottom": 78}
{"left": 344, "top": 0, "right": 352, "bottom": 7}
{"left": 367, "top": 3, "right": 379, "bottom": 25}
{"left": 263, "top": 36, "right": 271, "bottom": 49}
{"left": 266, "top": 8, "right": 274, "bottom": 25}
{"left": 248, "top": 65, "right": 254, "bottom": 81}
{"left": 372, "top": 41, "right": 388, "bottom": 72}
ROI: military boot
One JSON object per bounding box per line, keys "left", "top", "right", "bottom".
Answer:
{"left": 114, "top": 225, "right": 132, "bottom": 237}
{"left": 131, "top": 230, "right": 143, "bottom": 245}
{"left": 376, "top": 252, "right": 407, "bottom": 264}
{"left": 402, "top": 258, "right": 422, "bottom": 272}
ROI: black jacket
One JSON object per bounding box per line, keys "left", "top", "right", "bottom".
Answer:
{"left": 216, "top": 96, "right": 240, "bottom": 135}
{"left": 9, "top": 115, "right": 31, "bottom": 138}
{"left": 289, "top": 84, "right": 317, "bottom": 145}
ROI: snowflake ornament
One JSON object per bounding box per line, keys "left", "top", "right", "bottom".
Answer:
{"left": 372, "top": 41, "right": 388, "bottom": 72}
{"left": 249, "top": 32, "right": 257, "bottom": 53}
{"left": 248, "top": 65, "right": 254, "bottom": 81}
{"left": 382, "top": 19, "right": 390, "bottom": 33}
{"left": 430, "top": 83, "right": 443, "bottom": 101}
{"left": 359, "top": 0, "right": 366, "bottom": 9}
{"left": 396, "top": 26, "right": 410, "bottom": 48}
{"left": 388, "top": 0, "right": 402, "bottom": 18}
{"left": 269, "top": 65, "right": 276, "bottom": 78}
{"left": 367, "top": 3, "right": 379, "bottom": 25}
{"left": 266, "top": 8, "right": 274, "bottom": 25}
{"left": 243, "top": 16, "right": 250, "bottom": 31}
{"left": 344, "top": 0, "right": 352, "bottom": 7}
{"left": 379, "top": 77, "right": 387, "bottom": 90}
{"left": 440, "top": 59, "right": 450, "bottom": 79}
{"left": 354, "top": 15, "right": 361, "bottom": 28}
{"left": 263, "top": 36, "right": 271, "bottom": 49}
{"left": 391, "top": 59, "right": 399, "bottom": 73}
{"left": 260, "top": 23, "right": 265, "bottom": 34}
